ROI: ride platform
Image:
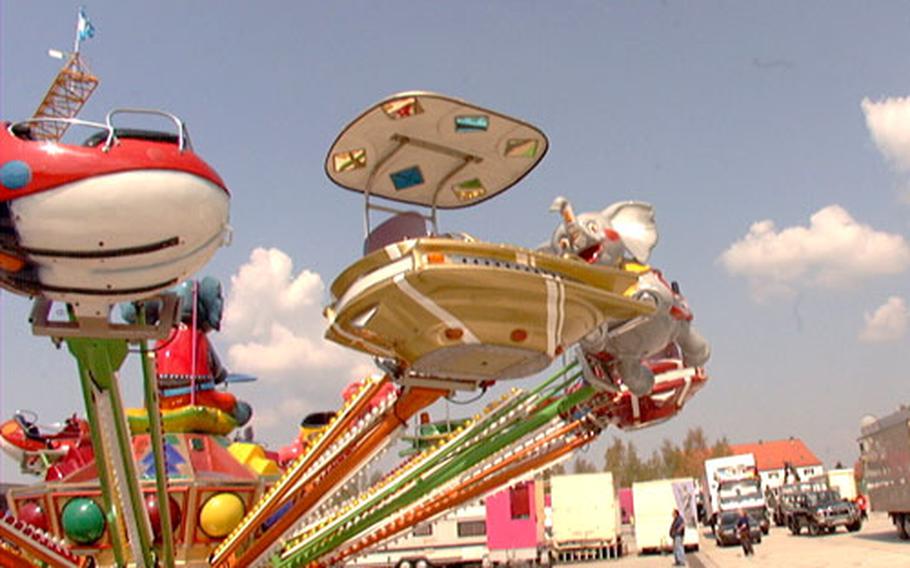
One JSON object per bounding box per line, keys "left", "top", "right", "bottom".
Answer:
{"left": 326, "top": 237, "right": 654, "bottom": 383}
{"left": 323, "top": 91, "right": 654, "bottom": 385}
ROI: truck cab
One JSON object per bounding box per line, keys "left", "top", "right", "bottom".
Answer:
{"left": 717, "top": 477, "right": 769, "bottom": 535}
{"left": 703, "top": 454, "right": 769, "bottom": 535}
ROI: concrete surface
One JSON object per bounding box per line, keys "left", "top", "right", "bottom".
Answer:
{"left": 557, "top": 513, "right": 908, "bottom": 568}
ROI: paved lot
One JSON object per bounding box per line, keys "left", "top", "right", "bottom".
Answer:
{"left": 560, "top": 513, "right": 909, "bottom": 568}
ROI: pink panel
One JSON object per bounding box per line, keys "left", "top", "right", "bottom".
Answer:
{"left": 618, "top": 487, "right": 634, "bottom": 523}
{"left": 486, "top": 481, "right": 540, "bottom": 551}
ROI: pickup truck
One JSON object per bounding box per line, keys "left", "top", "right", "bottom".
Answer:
{"left": 786, "top": 489, "right": 862, "bottom": 536}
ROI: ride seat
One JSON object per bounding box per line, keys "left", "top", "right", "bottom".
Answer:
{"left": 83, "top": 128, "right": 180, "bottom": 148}
{"left": 10, "top": 123, "right": 35, "bottom": 140}
{"left": 363, "top": 212, "right": 429, "bottom": 255}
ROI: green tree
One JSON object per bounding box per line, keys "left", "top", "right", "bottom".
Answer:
{"left": 682, "top": 427, "right": 709, "bottom": 454}
{"left": 622, "top": 441, "right": 644, "bottom": 486}
{"left": 604, "top": 437, "right": 626, "bottom": 476}
{"left": 603, "top": 427, "right": 732, "bottom": 485}
{"left": 710, "top": 436, "right": 732, "bottom": 459}
{"left": 660, "top": 438, "right": 683, "bottom": 478}
{"left": 574, "top": 457, "right": 598, "bottom": 474}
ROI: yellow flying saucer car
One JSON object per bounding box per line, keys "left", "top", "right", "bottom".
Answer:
{"left": 324, "top": 92, "right": 654, "bottom": 387}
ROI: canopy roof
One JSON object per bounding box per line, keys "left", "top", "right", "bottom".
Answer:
{"left": 49, "top": 433, "right": 257, "bottom": 484}
{"left": 325, "top": 91, "right": 548, "bottom": 210}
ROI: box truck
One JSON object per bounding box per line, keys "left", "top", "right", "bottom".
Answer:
{"left": 827, "top": 468, "right": 857, "bottom": 501}
{"left": 703, "top": 453, "right": 768, "bottom": 533}
{"left": 858, "top": 406, "right": 910, "bottom": 539}
{"left": 632, "top": 478, "right": 700, "bottom": 553}
{"left": 549, "top": 472, "right": 623, "bottom": 562}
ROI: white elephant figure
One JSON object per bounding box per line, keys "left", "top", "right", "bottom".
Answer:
{"left": 542, "top": 196, "right": 710, "bottom": 397}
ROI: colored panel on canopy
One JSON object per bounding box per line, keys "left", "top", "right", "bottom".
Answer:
{"left": 325, "top": 91, "right": 549, "bottom": 209}
{"left": 134, "top": 434, "right": 194, "bottom": 479}
{"left": 332, "top": 148, "right": 367, "bottom": 173}
{"left": 390, "top": 166, "right": 424, "bottom": 191}
{"left": 139, "top": 440, "right": 189, "bottom": 478}
{"left": 505, "top": 138, "right": 539, "bottom": 158}
{"left": 455, "top": 115, "right": 489, "bottom": 132}
{"left": 382, "top": 97, "right": 424, "bottom": 119}
{"left": 452, "top": 178, "right": 486, "bottom": 202}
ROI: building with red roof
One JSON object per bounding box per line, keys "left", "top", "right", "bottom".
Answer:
{"left": 730, "top": 437, "right": 823, "bottom": 489}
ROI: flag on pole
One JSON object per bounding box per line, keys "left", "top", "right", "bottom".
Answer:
{"left": 77, "top": 7, "right": 96, "bottom": 42}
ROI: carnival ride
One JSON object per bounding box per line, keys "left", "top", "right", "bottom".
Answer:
{"left": 207, "top": 92, "right": 711, "bottom": 568}
{"left": 322, "top": 93, "right": 653, "bottom": 389}
{"left": 0, "top": 412, "right": 90, "bottom": 475}
{"left": 0, "top": 110, "right": 231, "bottom": 318}
{"left": 2, "top": 20, "right": 711, "bottom": 567}
{"left": 1, "top": 273, "right": 280, "bottom": 567}
{"left": 2, "top": 13, "right": 237, "bottom": 567}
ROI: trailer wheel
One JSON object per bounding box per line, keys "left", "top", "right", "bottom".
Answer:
{"left": 898, "top": 514, "right": 910, "bottom": 540}
{"left": 788, "top": 520, "right": 801, "bottom": 535}
{"left": 808, "top": 520, "right": 821, "bottom": 536}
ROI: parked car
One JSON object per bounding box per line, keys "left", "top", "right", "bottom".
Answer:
{"left": 715, "top": 511, "right": 762, "bottom": 547}
{"left": 787, "top": 490, "right": 862, "bottom": 536}
{"left": 769, "top": 478, "right": 829, "bottom": 527}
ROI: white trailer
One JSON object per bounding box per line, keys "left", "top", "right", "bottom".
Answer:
{"left": 632, "top": 478, "right": 700, "bottom": 553}
{"left": 827, "top": 469, "right": 857, "bottom": 501}
{"left": 352, "top": 502, "right": 489, "bottom": 568}
{"left": 549, "top": 472, "right": 623, "bottom": 562}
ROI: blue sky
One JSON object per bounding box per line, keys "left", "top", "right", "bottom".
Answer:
{"left": 2, "top": 2, "right": 909, "bottom": 484}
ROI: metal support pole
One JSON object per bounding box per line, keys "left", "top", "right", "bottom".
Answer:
{"left": 67, "top": 337, "right": 157, "bottom": 567}
{"left": 139, "top": 321, "right": 176, "bottom": 566}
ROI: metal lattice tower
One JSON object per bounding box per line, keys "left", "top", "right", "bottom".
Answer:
{"left": 30, "top": 53, "right": 99, "bottom": 141}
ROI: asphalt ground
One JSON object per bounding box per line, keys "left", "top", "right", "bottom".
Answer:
{"left": 559, "top": 513, "right": 908, "bottom": 568}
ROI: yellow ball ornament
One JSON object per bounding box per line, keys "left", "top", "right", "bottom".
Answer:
{"left": 199, "top": 492, "right": 245, "bottom": 538}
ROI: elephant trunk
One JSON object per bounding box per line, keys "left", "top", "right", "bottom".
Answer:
{"left": 677, "top": 323, "right": 711, "bottom": 367}
{"left": 550, "top": 196, "right": 584, "bottom": 250}
{"left": 550, "top": 196, "right": 576, "bottom": 225}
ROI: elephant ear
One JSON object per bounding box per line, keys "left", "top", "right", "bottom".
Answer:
{"left": 602, "top": 201, "right": 658, "bottom": 263}
{"left": 199, "top": 276, "right": 224, "bottom": 331}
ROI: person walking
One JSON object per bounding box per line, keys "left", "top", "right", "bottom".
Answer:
{"left": 736, "top": 508, "right": 755, "bottom": 557}
{"left": 669, "top": 509, "right": 686, "bottom": 566}
{"left": 855, "top": 494, "right": 868, "bottom": 520}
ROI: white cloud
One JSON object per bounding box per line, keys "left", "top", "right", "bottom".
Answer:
{"left": 251, "top": 397, "right": 311, "bottom": 431}
{"left": 859, "top": 296, "right": 909, "bottom": 343}
{"left": 218, "top": 248, "right": 376, "bottom": 444}
{"left": 719, "top": 205, "right": 910, "bottom": 301}
{"left": 862, "top": 96, "right": 910, "bottom": 172}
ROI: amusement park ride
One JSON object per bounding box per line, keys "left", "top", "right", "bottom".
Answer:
{"left": 0, "top": 11, "right": 710, "bottom": 568}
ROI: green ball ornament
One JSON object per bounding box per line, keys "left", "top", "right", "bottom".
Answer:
{"left": 61, "top": 498, "right": 105, "bottom": 545}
